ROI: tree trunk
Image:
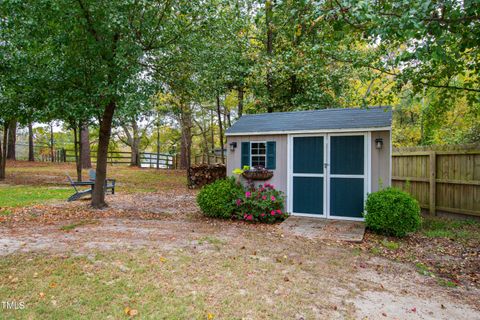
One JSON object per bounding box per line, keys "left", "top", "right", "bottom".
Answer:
{"left": 28, "top": 123, "right": 34, "bottom": 161}
{"left": 201, "top": 125, "right": 210, "bottom": 165}
{"left": 193, "top": 117, "right": 211, "bottom": 165}
{"left": 0, "top": 124, "right": 7, "bottom": 180}
{"left": 91, "top": 101, "right": 116, "bottom": 208}
{"left": 156, "top": 122, "right": 160, "bottom": 169}
{"left": 226, "top": 111, "right": 231, "bottom": 128}
{"left": 73, "top": 126, "right": 82, "bottom": 181}
{"left": 266, "top": 0, "right": 274, "bottom": 113}
{"left": 210, "top": 109, "right": 215, "bottom": 154}
{"left": 130, "top": 141, "right": 140, "bottom": 166}
{"left": 6, "top": 120, "right": 16, "bottom": 160}
{"left": 122, "top": 121, "right": 141, "bottom": 167}
{"left": 179, "top": 106, "right": 192, "bottom": 170}
{"left": 49, "top": 122, "right": 54, "bottom": 162}
{"left": 131, "top": 121, "right": 141, "bottom": 167}
{"left": 80, "top": 124, "right": 92, "bottom": 168}
{"left": 216, "top": 95, "right": 225, "bottom": 164}
{"left": 237, "top": 85, "right": 244, "bottom": 118}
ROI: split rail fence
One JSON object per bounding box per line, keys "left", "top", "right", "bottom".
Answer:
{"left": 63, "top": 150, "right": 177, "bottom": 169}
{"left": 392, "top": 145, "right": 480, "bottom": 218}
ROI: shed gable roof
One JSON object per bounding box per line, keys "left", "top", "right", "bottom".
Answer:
{"left": 226, "top": 106, "right": 392, "bottom": 136}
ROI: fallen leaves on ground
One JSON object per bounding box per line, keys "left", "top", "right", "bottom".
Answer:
{"left": 353, "top": 231, "right": 480, "bottom": 289}
{"left": 124, "top": 307, "right": 138, "bottom": 317}
{"left": 0, "top": 190, "right": 198, "bottom": 227}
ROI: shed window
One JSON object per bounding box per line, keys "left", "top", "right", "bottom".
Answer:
{"left": 250, "top": 142, "right": 266, "bottom": 167}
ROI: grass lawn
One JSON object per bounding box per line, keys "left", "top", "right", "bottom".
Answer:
{"left": 0, "top": 250, "right": 210, "bottom": 319}
{"left": 421, "top": 216, "right": 480, "bottom": 241}
{"left": 4, "top": 161, "right": 186, "bottom": 193}
{"left": 0, "top": 185, "right": 71, "bottom": 210}
{"left": 0, "top": 225, "right": 361, "bottom": 319}
{"left": 0, "top": 161, "right": 479, "bottom": 318}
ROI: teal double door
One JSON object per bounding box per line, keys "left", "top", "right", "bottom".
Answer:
{"left": 290, "top": 134, "right": 367, "bottom": 220}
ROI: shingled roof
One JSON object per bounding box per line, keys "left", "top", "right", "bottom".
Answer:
{"left": 225, "top": 106, "right": 392, "bottom": 135}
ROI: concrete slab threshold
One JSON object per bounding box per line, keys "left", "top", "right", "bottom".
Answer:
{"left": 280, "top": 216, "right": 365, "bottom": 242}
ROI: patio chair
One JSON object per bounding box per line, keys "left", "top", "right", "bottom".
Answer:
{"left": 66, "top": 175, "right": 93, "bottom": 202}
{"left": 88, "top": 169, "right": 116, "bottom": 195}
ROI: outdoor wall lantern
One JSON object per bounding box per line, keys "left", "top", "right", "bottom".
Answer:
{"left": 375, "top": 138, "right": 384, "bottom": 150}
{"left": 229, "top": 142, "right": 237, "bottom": 151}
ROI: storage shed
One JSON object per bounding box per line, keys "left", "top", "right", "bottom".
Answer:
{"left": 225, "top": 106, "right": 392, "bottom": 221}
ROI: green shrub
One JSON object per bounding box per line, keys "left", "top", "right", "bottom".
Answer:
{"left": 364, "top": 187, "right": 421, "bottom": 237}
{"left": 197, "top": 178, "right": 244, "bottom": 218}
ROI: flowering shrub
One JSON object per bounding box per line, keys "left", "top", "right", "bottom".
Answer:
{"left": 234, "top": 183, "right": 288, "bottom": 223}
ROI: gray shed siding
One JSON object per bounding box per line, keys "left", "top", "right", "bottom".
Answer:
{"left": 370, "top": 130, "right": 391, "bottom": 192}
{"left": 226, "top": 135, "right": 288, "bottom": 193}
{"left": 227, "top": 130, "right": 391, "bottom": 200}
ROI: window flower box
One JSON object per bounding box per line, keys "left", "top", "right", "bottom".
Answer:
{"left": 242, "top": 167, "right": 273, "bottom": 181}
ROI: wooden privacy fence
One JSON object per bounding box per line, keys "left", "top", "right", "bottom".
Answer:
{"left": 392, "top": 145, "right": 480, "bottom": 218}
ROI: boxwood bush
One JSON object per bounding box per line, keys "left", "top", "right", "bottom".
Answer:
{"left": 197, "top": 177, "right": 244, "bottom": 218}
{"left": 364, "top": 187, "right": 421, "bottom": 237}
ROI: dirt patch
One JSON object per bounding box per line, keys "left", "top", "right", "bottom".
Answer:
{"left": 353, "top": 290, "right": 479, "bottom": 319}
{"left": 1, "top": 210, "right": 479, "bottom": 318}
{"left": 350, "top": 256, "right": 480, "bottom": 319}
{"left": 281, "top": 216, "right": 365, "bottom": 242}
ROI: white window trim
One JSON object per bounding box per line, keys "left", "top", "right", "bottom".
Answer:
{"left": 249, "top": 141, "right": 267, "bottom": 167}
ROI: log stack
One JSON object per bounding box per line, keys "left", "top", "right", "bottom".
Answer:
{"left": 188, "top": 164, "right": 226, "bottom": 188}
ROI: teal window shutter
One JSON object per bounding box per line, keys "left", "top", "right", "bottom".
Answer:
{"left": 266, "top": 141, "right": 276, "bottom": 169}
{"left": 241, "top": 142, "right": 250, "bottom": 168}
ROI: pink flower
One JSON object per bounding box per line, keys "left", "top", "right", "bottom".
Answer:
{"left": 260, "top": 213, "right": 265, "bottom": 217}
{"left": 270, "top": 195, "right": 276, "bottom": 201}
{"left": 236, "top": 199, "right": 242, "bottom": 206}
{"left": 243, "top": 213, "right": 247, "bottom": 219}
{"left": 245, "top": 191, "right": 251, "bottom": 198}
{"left": 246, "top": 215, "right": 253, "bottom": 221}
{"left": 262, "top": 195, "right": 267, "bottom": 200}
{"left": 270, "top": 210, "right": 275, "bottom": 216}
{"left": 276, "top": 209, "right": 282, "bottom": 214}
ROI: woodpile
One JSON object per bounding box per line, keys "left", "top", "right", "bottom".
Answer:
{"left": 188, "top": 163, "right": 226, "bottom": 188}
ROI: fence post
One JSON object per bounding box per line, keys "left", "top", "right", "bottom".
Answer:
{"left": 429, "top": 151, "right": 436, "bottom": 215}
